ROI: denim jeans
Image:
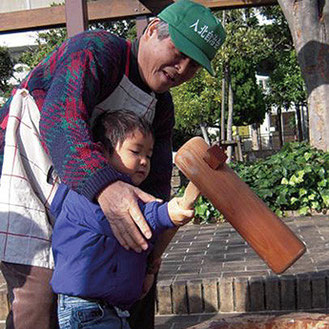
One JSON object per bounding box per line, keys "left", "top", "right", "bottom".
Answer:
{"left": 58, "top": 294, "right": 131, "bottom": 329}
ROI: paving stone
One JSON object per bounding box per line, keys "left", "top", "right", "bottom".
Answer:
{"left": 264, "top": 276, "right": 280, "bottom": 311}
{"left": 156, "top": 217, "right": 329, "bottom": 320}
{"left": 157, "top": 280, "right": 173, "bottom": 315}
{"left": 233, "top": 277, "right": 249, "bottom": 312}
{"left": 183, "top": 312, "right": 329, "bottom": 329}
{"left": 218, "top": 277, "right": 234, "bottom": 312}
{"left": 223, "top": 270, "right": 269, "bottom": 278}
{"left": 280, "top": 275, "right": 296, "bottom": 311}
{"left": 177, "top": 266, "right": 201, "bottom": 274}
{"left": 3, "top": 217, "right": 329, "bottom": 328}
{"left": 311, "top": 274, "right": 327, "bottom": 309}
{"left": 0, "top": 291, "right": 8, "bottom": 322}
{"left": 202, "top": 278, "right": 219, "bottom": 312}
{"left": 186, "top": 280, "right": 203, "bottom": 314}
{"left": 296, "top": 273, "right": 312, "bottom": 310}
{"left": 249, "top": 277, "right": 265, "bottom": 311}
{"left": 199, "top": 265, "right": 223, "bottom": 274}
{"left": 172, "top": 281, "right": 188, "bottom": 314}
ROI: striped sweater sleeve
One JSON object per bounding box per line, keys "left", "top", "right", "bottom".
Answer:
{"left": 34, "top": 31, "right": 130, "bottom": 200}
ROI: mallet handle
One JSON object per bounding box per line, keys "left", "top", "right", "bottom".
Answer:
{"left": 149, "top": 182, "right": 200, "bottom": 262}
{"left": 181, "top": 182, "right": 200, "bottom": 210}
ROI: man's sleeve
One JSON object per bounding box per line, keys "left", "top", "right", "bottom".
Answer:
{"left": 38, "top": 32, "right": 130, "bottom": 201}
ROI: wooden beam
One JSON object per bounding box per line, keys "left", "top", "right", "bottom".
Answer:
{"left": 139, "top": 0, "right": 277, "bottom": 14}
{"left": 0, "top": 0, "right": 278, "bottom": 34}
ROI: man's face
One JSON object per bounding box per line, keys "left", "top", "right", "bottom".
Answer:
{"left": 138, "top": 20, "right": 200, "bottom": 93}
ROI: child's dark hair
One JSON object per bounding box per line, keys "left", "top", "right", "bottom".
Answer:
{"left": 92, "top": 110, "right": 154, "bottom": 155}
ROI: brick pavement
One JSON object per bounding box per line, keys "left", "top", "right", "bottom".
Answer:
{"left": 155, "top": 215, "right": 329, "bottom": 328}
{"left": 0, "top": 216, "right": 328, "bottom": 328}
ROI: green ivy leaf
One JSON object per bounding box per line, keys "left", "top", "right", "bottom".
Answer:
{"left": 290, "top": 197, "right": 299, "bottom": 204}
{"left": 318, "top": 179, "right": 328, "bottom": 187}
{"left": 308, "top": 194, "right": 316, "bottom": 201}
{"left": 299, "top": 188, "right": 307, "bottom": 197}
{"left": 298, "top": 207, "right": 309, "bottom": 216}
{"left": 281, "top": 177, "right": 289, "bottom": 185}
{"left": 304, "top": 152, "right": 312, "bottom": 161}
{"left": 320, "top": 192, "right": 329, "bottom": 207}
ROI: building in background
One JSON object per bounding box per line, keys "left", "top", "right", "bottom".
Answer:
{"left": 0, "top": 0, "right": 62, "bottom": 13}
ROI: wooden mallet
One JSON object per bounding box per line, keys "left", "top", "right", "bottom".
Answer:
{"left": 174, "top": 137, "right": 306, "bottom": 274}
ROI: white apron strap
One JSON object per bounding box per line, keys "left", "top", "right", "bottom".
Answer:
{"left": 90, "top": 41, "right": 157, "bottom": 127}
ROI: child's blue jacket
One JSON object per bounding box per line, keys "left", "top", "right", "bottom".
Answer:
{"left": 50, "top": 184, "right": 174, "bottom": 310}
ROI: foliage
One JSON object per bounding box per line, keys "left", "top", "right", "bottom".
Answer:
{"left": 231, "top": 142, "right": 329, "bottom": 216}
{"left": 19, "top": 29, "right": 67, "bottom": 69}
{"left": 230, "top": 57, "right": 266, "bottom": 126}
{"left": 216, "top": 9, "right": 272, "bottom": 65}
{"left": 259, "top": 6, "right": 307, "bottom": 111}
{"left": 90, "top": 20, "right": 136, "bottom": 40}
{"left": 172, "top": 69, "right": 221, "bottom": 135}
{"left": 173, "top": 8, "right": 269, "bottom": 140}
{"left": 265, "top": 50, "right": 307, "bottom": 110}
{"left": 19, "top": 1, "right": 135, "bottom": 69}
{"left": 0, "top": 46, "right": 14, "bottom": 97}
{"left": 260, "top": 5, "right": 293, "bottom": 53}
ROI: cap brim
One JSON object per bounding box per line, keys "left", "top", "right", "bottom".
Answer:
{"left": 169, "top": 25, "right": 215, "bottom": 76}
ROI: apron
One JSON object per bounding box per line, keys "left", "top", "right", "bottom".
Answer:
{"left": 90, "top": 41, "right": 157, "bottom": 126}
{"left": 0, "top": 41, "right": 157, "bottom": 269}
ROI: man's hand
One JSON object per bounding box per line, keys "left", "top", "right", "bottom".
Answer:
{"left": 97, "top": 181, "right": 160, "bottom": 252}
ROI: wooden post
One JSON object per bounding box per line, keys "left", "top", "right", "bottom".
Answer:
{"left": 136, "top": 15, "right": 149, "bottom": 38}
{"left": 65, "top": 0, "right": 88, "bottom": 37}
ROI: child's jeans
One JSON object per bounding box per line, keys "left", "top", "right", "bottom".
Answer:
{"left": 58, "top": 294, "right": 131, "bottom": 329}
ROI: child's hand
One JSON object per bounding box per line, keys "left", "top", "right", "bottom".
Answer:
{"left": 168, "top": 197, "right": 195, "bottom": 226}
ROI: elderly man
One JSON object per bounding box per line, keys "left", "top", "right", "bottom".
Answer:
{"left": 0, "top": 0, "right": 225, "bottom": 328}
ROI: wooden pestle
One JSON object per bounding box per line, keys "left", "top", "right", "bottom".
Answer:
{"left": 174, "top": 137, "right": 306, "bottom": 274}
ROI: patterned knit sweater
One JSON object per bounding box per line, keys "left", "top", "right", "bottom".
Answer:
{"left": 0, "top": 30, "right": 174, "bottom": 201}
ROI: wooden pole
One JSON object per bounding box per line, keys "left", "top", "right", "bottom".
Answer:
{"left": 65, "top": 0, "right": 88, "bottom": 37}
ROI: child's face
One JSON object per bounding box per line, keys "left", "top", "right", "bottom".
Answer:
{"left": 108, "top": 129, "right": 154, "bottom": 185}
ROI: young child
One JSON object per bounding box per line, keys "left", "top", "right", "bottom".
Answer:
{"left": 50, "top": 110, "right": 194, "bottom": 329}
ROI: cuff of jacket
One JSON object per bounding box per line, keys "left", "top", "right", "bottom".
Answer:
{"left": 79, "top": 165, "right": 132, "bottom": 201}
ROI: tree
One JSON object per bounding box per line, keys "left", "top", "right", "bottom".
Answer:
{"left": 218, "top": 8, "right": 268, "bottom": 159}
{"left": 19, "top": 29, "right": 67, "bottom": 69}
{"left": 0, "top": 46, "right": 14, "bottom": 99}
{"left": 173, "top": 8, "right": 269, "bottom": 146}
{"left": 277, "top": 1, "right": 329, "bottom": 151}
{"left": 172, "top": 68, "right": 222, "bottom": 135}
{"left": 265, "top": 50, "right": 307, "bottom": 145}
{"left": 260, "top": 6, "right": 307, "bottom": 145}
{"left": 230, "top": 57, "right": 266, "bottom": 126}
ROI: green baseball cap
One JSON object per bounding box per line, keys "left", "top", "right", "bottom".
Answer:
{"left": 158, "top": 0, "right": 226, "bottom": 76}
